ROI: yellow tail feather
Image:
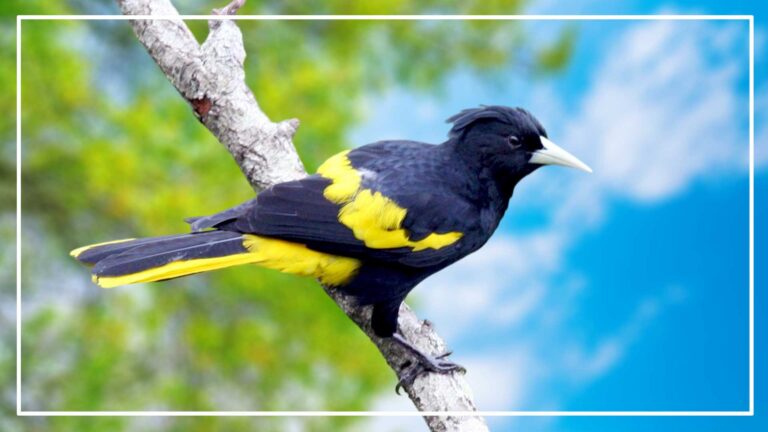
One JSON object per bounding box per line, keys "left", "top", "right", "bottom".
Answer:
{"left": 94, "top": 252, "right": 262, "bottom": 288}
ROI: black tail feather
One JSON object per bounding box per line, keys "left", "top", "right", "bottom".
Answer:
{"left": 71, "top": 234, "right": 190, "bottom": 265}
{"left": 71, "top": 230, "right": 250, "bottom": 288}
{"left": 92, "top": 231, "right": 245, "bottom": 277}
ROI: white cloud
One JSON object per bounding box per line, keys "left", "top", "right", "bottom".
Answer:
{"left": 565, "top": 20, "right": 749, "bottom": 202}
{"left": 462, "top": 350, "right": 537, "bottom": 410}
{"left": 561, "top": 285, "right": 686, "bottom": 383}
{"left": 417, "top": 232, "right": 562, "bottom": 339}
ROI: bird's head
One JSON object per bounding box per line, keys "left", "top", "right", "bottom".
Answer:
{"left": 447, "top": 106, "right": 591, "bottom": 185}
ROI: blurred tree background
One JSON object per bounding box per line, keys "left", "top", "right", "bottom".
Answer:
{"left": 0, "top": 0, "right": 572, "bottom": 430}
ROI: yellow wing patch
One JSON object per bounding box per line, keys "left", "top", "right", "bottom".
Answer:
{"left": 317, "top": 150, "right": 362, "bottom": 203}
{"left": 317, "top": 151, "right": 463, "bottom": 251}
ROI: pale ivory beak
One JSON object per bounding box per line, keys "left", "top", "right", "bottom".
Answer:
{"left": 529, "top": 136, "right": 592, "bottom": 173}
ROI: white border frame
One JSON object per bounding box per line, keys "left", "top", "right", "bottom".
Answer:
{"left": 15, "top": 14, "right": 755, "bottom": 417}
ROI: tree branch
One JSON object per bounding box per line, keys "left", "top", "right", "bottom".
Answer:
{"left": 116, "top": 1, "right": 488, "bottom": 430}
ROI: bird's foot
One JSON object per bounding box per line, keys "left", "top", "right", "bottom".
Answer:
{"left": 391, "top": 333, "right": 465, "bottom": 394}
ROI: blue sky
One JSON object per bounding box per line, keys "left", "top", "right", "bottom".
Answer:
{"left": 351, "top": 1, "right": 767, "bottom": 431}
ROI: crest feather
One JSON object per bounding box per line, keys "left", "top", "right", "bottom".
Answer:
{"left": 446, "top": 105, "right": 546, "bottom": 137}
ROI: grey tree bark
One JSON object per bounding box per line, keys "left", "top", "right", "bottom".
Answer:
{"left": 116, "top": 1, "right": 489, "bottom": 430}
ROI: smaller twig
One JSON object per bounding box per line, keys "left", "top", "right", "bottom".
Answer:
{"left": 213, "top": 0, "right": 245, "bottom": 16}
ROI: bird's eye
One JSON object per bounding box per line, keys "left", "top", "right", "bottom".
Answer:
{"left": 508, "top": 135, "right": 521, "bottom": 149}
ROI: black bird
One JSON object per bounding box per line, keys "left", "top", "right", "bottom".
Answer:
{"left": 71, "top": 105, "right": 591, "bottom": 387}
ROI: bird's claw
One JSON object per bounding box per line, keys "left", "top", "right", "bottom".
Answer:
{"left": 390, "top": 333, "right": 465, "bottom": 394}
{"left": 395, "top": 351, "right": 465, "bottom": 395}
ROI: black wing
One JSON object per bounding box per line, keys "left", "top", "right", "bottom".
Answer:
{"left": 201, "top": 143, "right": 481, "bottom": 268}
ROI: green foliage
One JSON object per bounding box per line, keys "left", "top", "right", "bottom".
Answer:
{"left": 535, "top": 25, "right": 578, "bottom": 73}
{"left": 0, "top": 0, "right": 574, "bottom": 430}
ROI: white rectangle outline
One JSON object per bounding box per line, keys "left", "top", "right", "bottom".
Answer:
{"left": 15, "top": 14, "right": 754, "bottom": 417}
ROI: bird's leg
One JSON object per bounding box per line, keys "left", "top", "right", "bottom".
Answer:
{"left": 391, "top": 333, "right": 465, "bottom": 394}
